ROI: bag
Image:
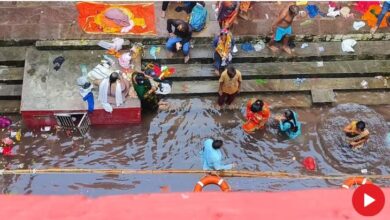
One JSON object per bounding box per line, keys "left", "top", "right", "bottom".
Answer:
{"left": 189, "top": 3, "right": 207, "bottom": 32}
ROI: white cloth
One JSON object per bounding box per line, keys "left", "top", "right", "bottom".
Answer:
{"left": 232, "top": 45, "right": 238, "bottom": 53}
{"left": 327, "top": 7, "right": 340, "bottom": 17}
{"left": 156, "top": 83, "right": 172, "bottom": 95}
{"left": 353, "top": 21, "right": 366, "bottom": 30}
{"left": 98, "top": 38, "right": 124, "bottom": 51}
{"left": 254, "top": 41, "right": 265, "bottom": 51}
{"left": 120, "top": 20, "right": 135, "bottom": 33}
{"left": 97, "top": 40, "right": 113, "bottom": 50}
{"left": 77, "top": 76, "right": 89, "bottom": 86}
{"left": 341, "top": 39, "right": 357, "bottom": 53}
{"left": 87, "top": 63, "right": 111, "bottom": 81}
{"left": 111, "top": 38, "right": 125, "bottom": 51}
{"left": 79, "top": 84, "right": 93, "bottom": 97}
{"left": 102, "top": 103, "right": 113, "bottom": 113}
{"left": 98, "top": 78, "right": 124, "bottom": 112}
{"left": 115, "top": 81, "right": 123, "bottom": 107}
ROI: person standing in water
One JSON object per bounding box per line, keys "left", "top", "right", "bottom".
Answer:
{"left": 267, "top": 4, "right": 299, "bottom": 55}
{"left": 242, "top": 99, "right": 271, "bottom": 133}
{"left": 201, "top": 139, "right": 234, "bottom": 170}
{"left": 275, "top": 109, "right": 301, "bottom": 139}
{"left": 218, "top": 65, "right": 242, "bottom": 107}
{"left": 343, "top": 120, "right": 370, "bottom": 149}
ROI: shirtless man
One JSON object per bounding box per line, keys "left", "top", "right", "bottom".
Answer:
{"left": 343, "top": 120, "right": 370, "bottom": 149}
{"left": 268, "top": 4, "right": 299, "bottom": 55}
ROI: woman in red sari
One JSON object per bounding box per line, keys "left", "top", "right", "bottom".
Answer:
{"left": 217, "top": 1, "right": 239, "bottom": 29}
{"left": 243, "top": 99, "right": 271, "bottom": 133}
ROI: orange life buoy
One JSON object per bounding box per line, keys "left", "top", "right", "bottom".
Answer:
{"left": 342, "top": 176, "right": 372, "bottom": 189}
{"left": 193, "top": 175, "right": 231, "bottom": 192}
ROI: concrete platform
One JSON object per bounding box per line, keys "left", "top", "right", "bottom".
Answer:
{"left": 21, "top": 48, "right": 141, "bottom": 128}
{"left": 311, "top": 89, "right": 335, "bottom": 103}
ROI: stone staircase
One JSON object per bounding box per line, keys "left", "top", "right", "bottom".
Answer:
{"left": 140, "top": 41, "right": 390, "bottom": 106}
{"left": 0, "top": 46, "right": 26, "bottom": 113}
{"left": 0, "top": 39, "right": 390, "bottom": 115}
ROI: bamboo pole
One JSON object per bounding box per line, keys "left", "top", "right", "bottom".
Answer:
{"left": 1, "top": 168, "right": 390, "bottom": 180}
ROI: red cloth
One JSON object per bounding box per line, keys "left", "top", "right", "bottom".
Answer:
{"left": 1, "top": 145, "right": 12, "bottom": 156}
{"left": 153, "top": 65, "right": 161, "bottom": 76}
{"left": 354, "top": 1, "right": 379, "bottom": 14}
{"left": 303, "top": 157, "right": 316, "bottom": 171}
{"left": 328, "top": 1, "right": 337, "bottom": 8}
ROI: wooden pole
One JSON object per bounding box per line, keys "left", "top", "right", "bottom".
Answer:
{"left": 1, "top": 168, "right": 390, "bottom": 180}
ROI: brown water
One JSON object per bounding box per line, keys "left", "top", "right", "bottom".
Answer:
{"left": 0, "top": 99, "right": 389, "bottom": 196}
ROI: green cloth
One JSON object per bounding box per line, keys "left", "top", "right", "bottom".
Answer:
{"left": 132, "top": 76, "right": 159, "bottom": 112}
{"left": 133, "top": 83, "right": 148, "bottom": 100}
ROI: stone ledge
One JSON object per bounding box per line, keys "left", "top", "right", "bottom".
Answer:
{"left": 26, "top": 32, "right": 390, "bottom": 50}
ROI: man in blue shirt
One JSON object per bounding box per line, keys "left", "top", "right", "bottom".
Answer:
{"left": 201, "top": 139, "right": 234, "bottom": 170}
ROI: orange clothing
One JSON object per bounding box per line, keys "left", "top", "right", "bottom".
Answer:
{"left": 362, "top": 4, "right": 389, "bottom": 28}
{"left": 239, "top": 2, "right": 252, "bottom": 13}
{"left": 243, "top": 99, "right": 271, "bottom": 133}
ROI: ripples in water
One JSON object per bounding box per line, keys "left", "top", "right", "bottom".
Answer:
{"left": 0, "top": 100, "right": 389, "bottom": 195}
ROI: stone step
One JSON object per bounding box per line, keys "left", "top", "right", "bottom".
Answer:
{"left": 334, "top": 91, "right": 390, "bottom": 106}
{"left": 2, "top": 91, "right": 389, "bottom": 114}
{"left": 0, "top": 46, "right": 27, "bottom": 66}
{"left": 169, "top": 77, "right": 390, "bottom": 96}
{"left": 0, "top": 84, "right": 22, "bottom": 97}
{"left": 165, "top": 60, "right": 390, "bottom": 81}
{"left": 0, "top": 100, "right": 21, "bottom": 113}
{"left": 142, "top": 41, "right": 390, "bottom": 64}
{"left": 0, "top": 67, "right": 24, "bottom": 82}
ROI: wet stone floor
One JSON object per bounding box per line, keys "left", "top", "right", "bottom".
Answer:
{"left": 0, "top": 98, "right": 390, "bottom": 196}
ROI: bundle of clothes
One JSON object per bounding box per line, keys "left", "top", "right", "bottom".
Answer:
{"left": 0, "top": 116, "right": 21, "bottom": 156}
{"left": 76, "top": 39, "right": 172, "bottom": 113}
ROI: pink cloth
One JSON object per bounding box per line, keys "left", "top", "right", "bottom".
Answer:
{"left": 104, "top": 8, "right": 130, "bottom": 27}
{"left": 0, "top": 116, "right": 11, "bottom": 128}
{"left": 118, "top": 53, "right": 131, "bottom": 69}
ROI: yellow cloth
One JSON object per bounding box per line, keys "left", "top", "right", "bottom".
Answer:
{"left": 216, "top": 33, "right": 232, "bottom": 58}
{"left": 349, "top": 121, "right": 357, "bottom": 132}
{"left": 219, "top": 69, "right": 242, "bottom": 94}
{"left": 296, "top": 1, "right": 308, "bottom": 6}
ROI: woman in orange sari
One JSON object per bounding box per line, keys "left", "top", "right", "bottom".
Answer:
{"left": 243, "top": 99, "right": 271, "bottom": 133}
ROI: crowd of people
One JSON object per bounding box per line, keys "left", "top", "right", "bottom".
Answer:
{"left": 157, "top": 1, "right": 375, "bottom": 170}
{"left": 73, "top": 2, "right": 380, "bottom": 168}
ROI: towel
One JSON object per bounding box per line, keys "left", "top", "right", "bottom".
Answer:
{"left": 98, "top": 78, "right": 123, "bottom": 111}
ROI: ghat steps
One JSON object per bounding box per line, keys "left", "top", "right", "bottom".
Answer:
{"left": 0, "top": 40, "right": 389, "bottom": 114}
